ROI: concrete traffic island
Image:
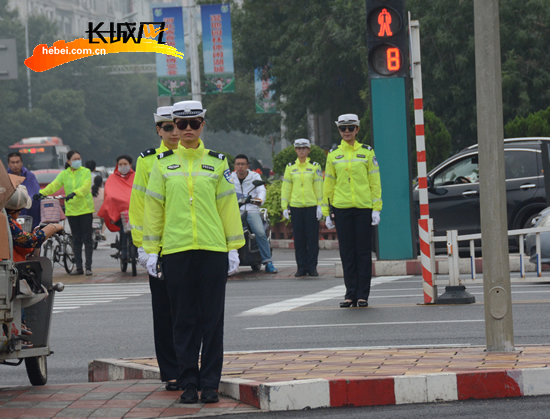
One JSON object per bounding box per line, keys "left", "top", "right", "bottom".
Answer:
{"left": 89, "top": 344, "right": 550, "bottom": 412}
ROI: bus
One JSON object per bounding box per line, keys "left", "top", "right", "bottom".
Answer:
{"left": 8, "top": 137, "right": 70, "bottom": 170}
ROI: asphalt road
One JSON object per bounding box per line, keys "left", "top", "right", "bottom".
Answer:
{"left": 2, "top": 239, "right": 550, "bottom": 409}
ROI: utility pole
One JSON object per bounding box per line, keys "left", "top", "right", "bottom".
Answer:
{"left": 24, "top": 0, "right": 31, "bottom": 110}
{"left": 474, "top": 0, "right": 514, "bottom": 351}
{"left": 186, "top": 0, "right": 201, "bottom": 101}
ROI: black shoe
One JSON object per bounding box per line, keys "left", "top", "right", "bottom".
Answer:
{"left": 358, "top": 300, "right": 369, "bottom": 307}
{"left": 179, "top": 384, "right": 198, "bottom": 404}
{"left": 339, "top": 300, "right": 357, "bottom": 308}
{"left": 69, "top": 269, "right": 84, "bottom": 276}
{"left": 295, "top": 271, "right": 306, "bottom": 277}
{"left": 200, "top": 387, "right": 219, "bottom": 403}
{"left": 165, "top": 381, "right": 180, "bottom": 391}
{"left": 308, "top": 270, "right": 319, "bottom": 277}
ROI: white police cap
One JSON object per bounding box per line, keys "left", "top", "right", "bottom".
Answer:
{"left": 335, "top": 113, "right": 360, "bottom": 126}
{"left": 172, "top": 100, "right": 207, "bottom": 119}
{"left": 294, "top": 138, "right": 311, "bottom": 148}
{"left": 154, "top": 106, "right": 173, "bottom": 123}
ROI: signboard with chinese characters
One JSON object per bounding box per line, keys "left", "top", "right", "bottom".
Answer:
{"left": 255, "top": 67, "right": 277, "bottom": 114}
{"left": 152, "top": 6, "right": 188, "bottom": 96}
{"left": 200, "top": 4, "right": 234, "bottom": 94}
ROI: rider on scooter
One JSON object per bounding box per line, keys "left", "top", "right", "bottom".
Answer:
{"left": 231, "top": 154, "right": 277, "bottom": 273}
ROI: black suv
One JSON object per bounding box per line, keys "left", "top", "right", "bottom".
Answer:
{"left": 413, "top": 138, "right": 550, "bottom": 251}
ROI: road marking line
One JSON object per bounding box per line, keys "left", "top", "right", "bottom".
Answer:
{"left": 245, "top": 319, "right": 484, "bottom": 330}
{"left": 238, "top": 276, "right": 409, "bottom": 316}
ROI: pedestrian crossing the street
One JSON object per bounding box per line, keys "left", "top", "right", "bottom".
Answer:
{"left": 52, "top": 283, "right": 151, "bottom": 314}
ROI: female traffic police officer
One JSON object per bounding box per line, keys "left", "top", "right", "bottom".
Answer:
{"left": 143, "top": 100, "right": 244, "bottom": 404}
{"left": 322, "top": 114, "right": 382, "bottom": 308}
{"left": 281, "top": 138, "right": 323, "bottom": 277}
{"left": 128, "top": 106, "right": 180, "bottom": 390}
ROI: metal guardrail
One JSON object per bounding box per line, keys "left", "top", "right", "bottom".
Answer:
{"left": 434, "top": 226, "right": 550, "bottom": 284}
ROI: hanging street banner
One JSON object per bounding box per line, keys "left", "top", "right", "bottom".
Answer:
{"left": 255, "top": 67, "right": 277, "bottom": 113}
{"left": 200, "top": 3, "right": 235, "bottom": 93}
{"left": 152, "top": 6, "right": 188, "bottom": 96}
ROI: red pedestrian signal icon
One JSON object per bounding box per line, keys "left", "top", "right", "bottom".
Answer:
{"left": 378, "top": 9, "right": 393, "bottom": 37}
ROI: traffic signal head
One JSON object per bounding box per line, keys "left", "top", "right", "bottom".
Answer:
{"left": 366, "top": 0, "right": 408, "bottom": 78}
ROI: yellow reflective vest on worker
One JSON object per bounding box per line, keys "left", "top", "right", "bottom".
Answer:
{"left": 281, "top": 157, "right": 323, "bottom": 209}
{"left": 41, "top": 166, "right": 94, "bottom": 216}
{"left": 142, "top": 140, "right": 245, "bottom": 256}
{"left": 129, "top": 142, "right": 169, "bottom": 248}
{"left": 322, "top": 140, "right": 382, "bottom": 216}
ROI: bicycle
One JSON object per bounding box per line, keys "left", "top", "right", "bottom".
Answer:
{"left": 110, "top": 213, "right": 137, "bottom": 276}
{"left": 38, "top": 196, "right": 76, "bottom": 274}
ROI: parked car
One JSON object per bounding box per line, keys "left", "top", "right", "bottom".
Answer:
{"left": 413, "top": 137, "right": 550, "bottom": 252}
{"left": 524, "top": 206, "right": 550, "bottom": 264}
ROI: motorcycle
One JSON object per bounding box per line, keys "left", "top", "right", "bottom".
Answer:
{"left": 236, "top": 180, "right": 271, "bottom": 271}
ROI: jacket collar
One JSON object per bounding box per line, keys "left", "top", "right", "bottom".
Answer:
{"left": 7, "top": 166, "right": 28, "bottom": 176}
{"left": 295, "top": 157, "right": 310, "bottom": 166}
{"left": 340, "top": 139, "right": 361, "bottom": 151}
{"left": 177, "top": 139, "right": 205, "bottom": 158}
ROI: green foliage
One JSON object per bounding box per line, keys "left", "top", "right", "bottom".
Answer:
{"left": 272, "top": 145, "right": 327, "bottom": 176}
{"left": 263, "top": 180, "right": 284, "bottom": 225}
{"left": 505, "top": 106, "right": 550, "bottom": 138}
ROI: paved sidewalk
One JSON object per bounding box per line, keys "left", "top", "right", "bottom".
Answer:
{"left": 88, "top": 344, "right": 550, "bottom": 411}
{"left": 0, "top": 380, "right": 259, "bottom": 418}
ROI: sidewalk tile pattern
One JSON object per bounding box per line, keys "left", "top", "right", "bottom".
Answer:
{"left": 0, "top": 380, "right": 259, "bottom": 418}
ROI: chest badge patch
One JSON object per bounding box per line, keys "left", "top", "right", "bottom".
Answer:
{"left": 167, "top": 164, "right": 181, "bottom": 170}
{"left": 306, "top": 168, "right": 313, "bottom": 171}
{"left": 335, "top": 155, "right": 344, "bottom": 159}
{"left": 202, "top": 164, "right": 215, "bottom": 171}
{"left": 224, "top": 168, "right": 234, "bottom": 184}
{"left": 292, "top": 169, "right": 298, "bottom": 172}
{"left": 357, "top": 154, "right": 366, "bottom": 158}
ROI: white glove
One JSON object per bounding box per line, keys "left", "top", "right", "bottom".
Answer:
{"left": 325, "top": 215, "right": 335, "bottom": 230}
{"left": 228, "top": 249, "right": 240, "bottom": 276}
{"left": 316, "top": 206, "right": 323, "bottom": 221}
{"left": 137, "top": 247, "right": 148, "bottom": 268}
{"left": 372, "top": 210, "right": 381, "bottom": 226}
{"left": 283, "top": 209, "right": 290, "bottom": 220}
{"left": 146, "top": 254, "right": 159, "bottom": 277}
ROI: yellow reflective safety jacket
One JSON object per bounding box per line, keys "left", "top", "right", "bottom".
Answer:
{"left": 281, "top": 157, "right": 323, "bottom": 209}
{"left": 129, "top": 142, "right": 169, "bottom": 248}
{"left": 41, "top": 166, "right": 94, "bottom": 216}
{"left": 322, "top": 140, "right": 382, "bottom": 216}
{"left": 143, "top": 140, "right": 245, "bottom": 255}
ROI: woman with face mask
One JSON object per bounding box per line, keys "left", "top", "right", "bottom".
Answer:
{"left": 35, "top": 150, "right": 95, "bottom": 275}
{"left": 98, "top": 155, "right": 135, "bottom": 261}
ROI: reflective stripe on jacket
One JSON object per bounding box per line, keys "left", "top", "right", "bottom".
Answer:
{"left": 129, "top": 142, "right": 168, "bottom": 247}
{"left": 281, "top": 157, "right": 323, "bottom": 209}
{"left": 142, "top": 140, "right": 245, "bottom": 255}
{"left": 41, "top": 167, "right": 94, "bottom": 216}
{"left": 322, "top": 140, "right": 382, "bottom": 216}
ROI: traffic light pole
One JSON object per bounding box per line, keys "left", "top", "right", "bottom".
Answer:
{"left": 474, "top": 0, "right": 514, "bottom": 351}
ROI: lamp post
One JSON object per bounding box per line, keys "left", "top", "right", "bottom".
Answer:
{"left": 24, "top": 0, "right": 31, "bottom": 110}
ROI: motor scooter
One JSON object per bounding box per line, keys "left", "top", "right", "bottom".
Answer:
{"left": 236, "top": 180, "right": 271, "bottom": 271}
{"left": 0, "top": 210, "right": 64, "bottom": 385}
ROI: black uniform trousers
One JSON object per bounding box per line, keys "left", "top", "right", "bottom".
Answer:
{"left": 67, "top": 213, "right": 93, "bottom": 270}
{"left": 163, "top": 250, "right": 228, "bottom": 390}
{"left": 149, "top": 274, "right": 179, "bottom": 382}
{"left": 334, "top": 207, "right": 373, "bottom": 301}
{"left": 289, "top": 206, "right": 319, "bottom": 274}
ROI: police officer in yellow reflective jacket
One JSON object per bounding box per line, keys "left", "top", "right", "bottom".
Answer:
{"left": 143, "top": 100, "right": 244, "bottom": 404}
{"left": 322, "top": 114, "right": 382, "bottom": 309}
{"left": 128, "top": 106, "right": 179, "bottom": 391}
{"left": 281, "top": 139, "right": 323, "bottom": 277}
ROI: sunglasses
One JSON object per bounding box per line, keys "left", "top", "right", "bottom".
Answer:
{"left": 160, "top": 124, "right": 175, "bottom": 132}
{"left": 295, "top": 147, "right": 309, "bottom": 150}
{"left": 175, "top": 119, "right": 203, "bottom": 130}
{"left": 338, "top": 125, "right": 357, "bottom": 132}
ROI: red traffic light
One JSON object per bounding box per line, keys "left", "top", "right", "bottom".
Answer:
{"left": 367, "top": 7, "right": 402, "bottom": 39}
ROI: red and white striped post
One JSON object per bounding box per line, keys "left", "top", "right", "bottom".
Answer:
{"left": 410, "top": 17, "right": 436, "bottom": 304}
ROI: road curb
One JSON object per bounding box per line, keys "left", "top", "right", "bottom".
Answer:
{"left": 88, "top": 359, "right": 550, "bottom": 411}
